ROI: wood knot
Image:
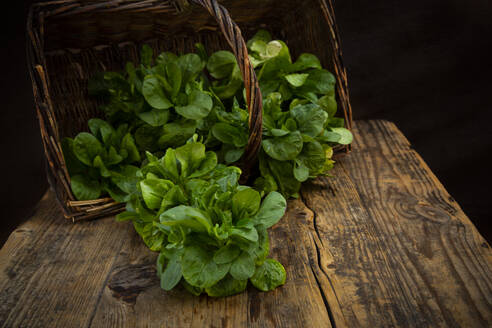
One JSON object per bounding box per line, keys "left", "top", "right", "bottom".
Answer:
{"left": 107, "top": 263, "right": 157, "bottom": 304}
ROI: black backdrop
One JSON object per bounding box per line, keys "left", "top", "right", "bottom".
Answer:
{"left": 1, "top": 0, "right": 491, "bottom": 245}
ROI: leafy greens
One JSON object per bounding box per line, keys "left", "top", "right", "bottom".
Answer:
{"left": 116, "top": 139, "right": 287, "bottom": 296}
{"left": 62, "top": 30, "right": 352, "bottom": 297}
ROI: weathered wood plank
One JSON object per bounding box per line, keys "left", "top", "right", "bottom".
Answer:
{"left": 301, "top": 120, "right": 492, "bottom": 327}
{"left": 0, "top": 192, "right": 131, "bottom": 328}
{"left": 0, "top": 120, "right": 490, "bottom": 327}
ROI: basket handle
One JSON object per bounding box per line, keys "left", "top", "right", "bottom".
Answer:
{"left": 191, "top": 0, "right": 263, "bottom": 174}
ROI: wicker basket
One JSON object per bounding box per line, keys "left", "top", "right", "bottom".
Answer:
{"left": 27, "top": 0, "right": 353, "bottom": 221}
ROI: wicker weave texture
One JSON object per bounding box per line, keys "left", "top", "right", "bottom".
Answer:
{"left": 27, "top": 0, "right": 353, "bottom": 220}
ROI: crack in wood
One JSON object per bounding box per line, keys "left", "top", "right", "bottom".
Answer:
{"left": 299, "top": 190, "right": 346, "bottom": 328}
{"left": 309, "top": 264, "right": 337, "bottom": 328}
{"left": 299, "top": 189, "right": 325, "bottom": 248}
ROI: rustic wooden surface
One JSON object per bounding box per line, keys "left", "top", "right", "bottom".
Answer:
{"left": 0, "top": 120, "right": 490, "bottom": 327}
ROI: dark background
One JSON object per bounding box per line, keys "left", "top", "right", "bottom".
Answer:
{"left": 1, "top": 0, "right": 491, "bottom": 246}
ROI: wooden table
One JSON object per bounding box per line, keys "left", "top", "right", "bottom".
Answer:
{"left": 1, "top": 120, "right": 491, "bottom": 327}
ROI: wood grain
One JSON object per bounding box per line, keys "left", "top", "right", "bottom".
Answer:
{"left": 301, "top": 120, "right": 492, "bottom": 327}
{"left": 0, "top": 193, "right": 132, "bottom": 327}
{"left": 0, "top": 120, "right": 490, "bottom": 327}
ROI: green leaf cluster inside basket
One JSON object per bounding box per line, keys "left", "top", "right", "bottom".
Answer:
{"left": 61, "top": 30, "right": 352, "bottom": 297}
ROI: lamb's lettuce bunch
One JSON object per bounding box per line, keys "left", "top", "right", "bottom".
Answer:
{"left": 116, "top": 138, "right": 287, "bottom": 297}
{"left": 62, "top": 119, "right": 140, "bottom": 201}
{"left": 88, "top": 45, "right": 214, "bottom": 153}
{"left": 204, "top": 30, "right": 354, "bottom": 198}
